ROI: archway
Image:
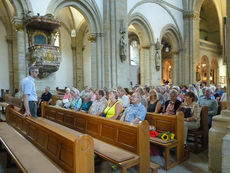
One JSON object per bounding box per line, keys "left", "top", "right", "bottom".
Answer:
{"left": 128, "top": 31, "right": 140, "bottom": 87}
{"left": 199, "top": 0, "right": 220, "bottom": 44}
{"left": 47, "top": 0, "right": 103, "bottom": 89}
{"left": 128, "top": 13, "right": 154, "bottom": 86}
{"left": 201, "top": 55, "right": 209, "bottom": 83}
{"left": 160, "top": 24, "right": 182, "bottom": 85}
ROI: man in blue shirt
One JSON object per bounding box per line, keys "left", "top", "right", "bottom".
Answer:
{"left": 198, "top": 88, "right": 218, "bottom": 128}
{"left": 22, "top": 66, "right": 39, "bottom": 117}
{"left": 120, "top": 93, "right": 146, "bottom": 124}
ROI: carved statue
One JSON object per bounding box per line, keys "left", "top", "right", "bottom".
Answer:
{"left": 120, "top": 20, "right": 126, "bottom": 62}
{"left": 155, "top": 51, "right": 160, "bottom": 71}
{"left": 120, "top": 35, "right": 126, "bottom": 62}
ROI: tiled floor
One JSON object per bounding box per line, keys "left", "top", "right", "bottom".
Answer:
{"left": 0, "top": 111, "right": 209, "bottom": 173}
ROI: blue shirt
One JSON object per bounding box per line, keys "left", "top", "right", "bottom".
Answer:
{"left": 21, "top": 76, "right": 37, "bottom": 101}
{"left": 198, "top": 97, "right": 218, "bottom": 117}
{"left": 81, "top": 101, "right": 93, "bottom": 111}
{"left": 124, "top": 102, "right": 146, "bottom": 123}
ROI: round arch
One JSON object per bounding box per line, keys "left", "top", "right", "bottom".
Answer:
{"left": 194, "top": 0, "right": 223, "bottom": 45}
{"left": 46, "top": 0, "right": 104, "bottom": 89}
{"left": 128, "top": 12, "right": 155, "bottom": 85}
{"left": 201, "top": 55, "right": 210, "bottom": 83}
{"left": 160, "top": 24, "right": 183, "bottom": 85}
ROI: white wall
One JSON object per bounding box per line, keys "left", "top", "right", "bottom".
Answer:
{"left": 0, "top": 20, "right": 10, "bottom": 90}
{"left": 36, "top": 26, "right": 73, "bottom": 91}
{"left": 83, "top": 29, "right": 92, "bottom": 87}
{"left": 130, "top": 3, "right": 183, "bottom": 41}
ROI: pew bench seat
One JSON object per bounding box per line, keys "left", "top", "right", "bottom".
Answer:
{"left": 0, "top": 122, "right": 64, "bottom": 173}
{"left": 38, "top": 117, "right": 140, "bottom": 171}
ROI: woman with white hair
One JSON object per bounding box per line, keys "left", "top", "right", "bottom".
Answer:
{"left": 80, "top": 93, "right": 93, "bottom": 112}
{"left": 64, "top": 88, "right": 82, "bottom": 111}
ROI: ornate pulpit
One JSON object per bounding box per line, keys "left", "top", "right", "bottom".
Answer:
{"left": 25, "top": 14, "right": 61, "bottom": 78}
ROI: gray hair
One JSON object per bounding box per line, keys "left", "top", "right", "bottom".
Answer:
{"left": 169, "top": 89, "right": 178, "bottom": 96}
{"left": 84, "top": 92, "right": 92, "bottom": 99}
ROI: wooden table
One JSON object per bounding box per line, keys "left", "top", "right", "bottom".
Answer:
{"left": 150, "top": 137, "right": 178, "bottom": 170}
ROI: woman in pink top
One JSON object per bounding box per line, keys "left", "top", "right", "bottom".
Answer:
{"left": 63, "top": 88, "right": 72, "bottom": 100}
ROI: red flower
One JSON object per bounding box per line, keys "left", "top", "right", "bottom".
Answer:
{"left": 150, "top": 130, "right": 159, "bottom": 138}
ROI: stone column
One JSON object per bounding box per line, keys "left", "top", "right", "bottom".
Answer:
{"left": 209, "top": 1, "right": 230, "bottom": 172}
{"left": 103, "top": 0, "right": 128, "bottom": 89}
{"left": 6, "top": 35, "right": 15, "bottom": 93}
{"left": 183, "top": 11, "right": 200, "bottom": 84}
{"left": 12, "top": 17, "right": 26, "bottom": 89}
{"left": 142, "top": 45, "right": 151, "bottom": 86}
{"left": 172, "top": 51, "right": 179, "bottom": 85}
{"left": 222, "top": 126, "right": 230, "bottom": 172}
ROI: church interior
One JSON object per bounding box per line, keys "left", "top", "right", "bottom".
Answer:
{"left": 0, "top": 0, "right": 230, "bottom": 172}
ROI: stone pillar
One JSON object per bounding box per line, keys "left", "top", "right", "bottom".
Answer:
{"left": 209, "top": 1, "right": 230, "bottom": 172}
{"left": 6, "top": 35, "right": 15, "bottom": 93}
{"left": 183, "top": 11, "right": 200, "bottom": 84}
{"left": 222, "top": 126, "right": 230, "bottom": 172}
{"left": 172, "top": 51, "right": 179, "bottom": 85}
{"left": 12, "top": 17, "right": 26, "bottom": 89}
{"left": 103, "top": 0, "right": 128, "bottom": 89}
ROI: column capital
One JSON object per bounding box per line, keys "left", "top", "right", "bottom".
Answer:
{"left": 11, "top": 17, "right": 24, "bottom": 31}
{"left": 142, "top": 44, "right": 151, "bottom": 49}
{"left": 183, "top": 11, "right": 199, "bottom": 20}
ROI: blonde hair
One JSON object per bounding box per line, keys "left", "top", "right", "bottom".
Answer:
{"left": 149, "top": 89, "right": 159, "bottom": 100}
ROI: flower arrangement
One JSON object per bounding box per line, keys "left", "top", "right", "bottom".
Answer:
{"left": 149, "top": 126, "right": 175, "bottom": 141}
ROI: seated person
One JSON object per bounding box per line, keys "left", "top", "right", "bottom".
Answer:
{"left": 146, "top": 89, "right": 161, "bottom": 113}
{"left": 88, "top": 89, "right": 107, "bottom": 115}
{"left": 120, "top": 93, "right": 146, "bottom": 124}
{"left": 178, "top": 92, "right": 201, "bottom": 145}
{"left": 80, "top": 93, "right": 93, "bottom": 112}
{"left": 163, "top": 89, "right": 181, "bottom": 115}
{"left": 198, "top": 88, "right": 218, "bottom": 128}
{"left": 56, "top": 87, "right": 72, "bottom": 107}
{"left": 103, "top": 90, "right": 123, "bottom": 120}
{"left": 37, "top": 86, "right": 52, "bottom": 115}
{"left": 64, "top": 88, "right": 82, "bottom": 111}
{"left": 118, "top": 88, "right": 130, "bottom": 108}
{"left": 135, "top": 87, "right": 146, "bottom": 106}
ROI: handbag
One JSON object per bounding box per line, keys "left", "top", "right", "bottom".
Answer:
{"left": 181, "top": 107, "right": 192, "bottom": 118}
{"left": 100, "top": 101, "right": 117, "bottom": 117}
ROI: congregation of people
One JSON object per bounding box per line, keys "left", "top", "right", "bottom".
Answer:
{"left": 26, "top": 81, "right": 226, "bottom": 145}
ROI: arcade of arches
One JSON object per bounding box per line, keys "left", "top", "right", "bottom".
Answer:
{"left": 0, "top": 0, "right": 230, "bottom": 172}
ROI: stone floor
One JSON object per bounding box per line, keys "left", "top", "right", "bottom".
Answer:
{"left": 0, "top": 111, "right": 210, "bottom": 173}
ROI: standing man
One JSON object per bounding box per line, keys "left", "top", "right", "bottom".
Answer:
{"left": 22, "top": 66, "right": 39, "bottom": 117}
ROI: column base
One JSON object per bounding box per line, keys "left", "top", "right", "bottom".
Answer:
{"left": 209, "top": 110, "right": 230, "bottom": 173}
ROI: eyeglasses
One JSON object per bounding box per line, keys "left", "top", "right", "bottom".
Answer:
{"left": 33, "top": 71, "right": 39, "bottom": 74}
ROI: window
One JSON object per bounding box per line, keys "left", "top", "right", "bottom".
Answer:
{"left": 130, "top": 40, "right": 140, "bottom": 66}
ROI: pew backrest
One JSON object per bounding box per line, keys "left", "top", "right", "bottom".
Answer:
{"left": 51, "top": 95, "right": 64, "bottom": 105}
{"left": 42, "top": 103, "right": 150, "bottom": 173}
{"left": 6, "top": 105, "right": 94, "bottom": 173}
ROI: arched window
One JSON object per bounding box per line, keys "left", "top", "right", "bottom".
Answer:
{"left": 130, "top": 40, "right": 140, "bottom": 66}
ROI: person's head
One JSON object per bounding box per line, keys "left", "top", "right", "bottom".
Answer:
{"left": 205, "top": 88, "right": 212, "bottom": 99}
{"left": 84, "top": 93, "right": 92, "bottom": 103}
{"left": 201, "top": 81, "right": 207, "bottom": 88}
{"left": 45, "top": 86, "right": 50, "bottom": 93}
{"left": 130, "top": 93, "right": 141, "bottom": 105}
{"left": 109, "top": 90, "right": 118, "bottom": 101}
{"left": 118, "top": 88, "right": 125, "bottom": 98}
{"left": 124, "top": 88, "right": 130, "bottom": 95}
{"left": 135, "top": 87, "right": 144, "bottom": 95}
{"left": 169, "top": 89, "right": 178, "bottom": 102}
{"left": 149, "top": 89, "right": 158, "bottom": 100}
{"left": 184, "top": 92, "right": 196, "bottom": 104}
{"left": 84, "top": 86, "right": 89, "bottom": 91}
{"left": 144, "top": 87, "right": 150, "bottom": 94}
{"left": 96, "top": 89, "right": 104, "bottom": 100}
{"left": 65, "top": 87, "right": 70, "bottom": 94}
{"left": 216, "top": 84, "right": 221, "bottom": 90}
{"left": 71, "top": 88, "right": 79, "bottom": 98}
{"left": 29, "top": 66, "right": 39, "bottom": 78}
{"left": 117, "top": 86, "right": 122, "bottom": 92}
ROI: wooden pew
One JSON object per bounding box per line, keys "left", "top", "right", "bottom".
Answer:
{"left": 187, "top": 106, "right": 208, "bottom": 153}
{"left": 51, "top": 94, "right": 64, "bottom": 105}
{"left": 3, "top": 105, "right": 94, "bottom": 173}
{"left": 41, "top": 103, "right": 150, "bottom": 173}
{"left": 145, "top": 112, "right": 184, "bottom": 170}
{"left": 0, "top": 94, "right": 22, "bottom": 114}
